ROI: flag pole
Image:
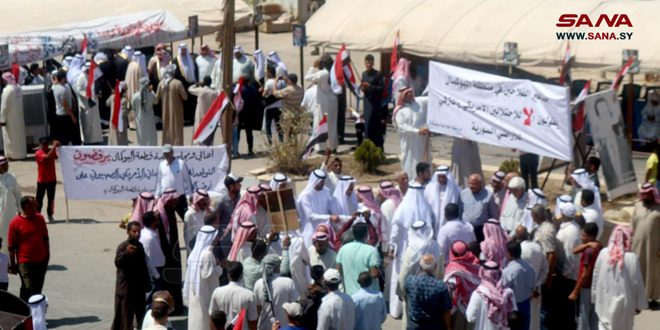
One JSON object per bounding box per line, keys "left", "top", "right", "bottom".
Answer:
{"left": 221, "top": 0, "right": 235, "bottom": 170}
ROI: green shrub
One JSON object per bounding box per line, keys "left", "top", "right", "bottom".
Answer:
{"left": 499, "top": 158, "right": 520, "bottom": 173}
{"left": 353, "top": 139, "right": 385, "bottom": 174}
{"left": 268, "top": 110, "right": 312, "bottom": 175}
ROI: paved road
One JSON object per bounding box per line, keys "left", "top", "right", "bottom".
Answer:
{"left": 2, "top": 30, "right": 657, "bottom": 329}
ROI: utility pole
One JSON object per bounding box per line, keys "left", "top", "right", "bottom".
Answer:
{"left": 221, "top": 0, "right": 235, "bottom": 170}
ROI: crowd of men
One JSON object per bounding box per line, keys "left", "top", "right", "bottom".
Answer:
{"left": 1, "top": 43, "right": 659, "bottom": 330}
{"left": 1, "top": 43, "right": 410, "bottom": 161}
{"left": 93, "top": 140, "right": 660, "bottom": 330}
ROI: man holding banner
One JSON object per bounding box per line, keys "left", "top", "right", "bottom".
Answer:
{"left": 155, "top": 145, "right": 193, "bottom": 219}
{"left": 394, "top": 88, "right": 430, "bottom": 181}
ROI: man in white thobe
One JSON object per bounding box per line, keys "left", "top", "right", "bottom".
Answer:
{"left": 183, "top": 189, "right": 212, "bottom": 255}
{"left": 253, "top": 254, "right": 299, "bottom": 330}
{"left": 74, "top": 62, "right": 104, "bottom": 145}
{"left": 500, "top": 177, "right": 527, "bottom": 233}
{"left": 514, "top": 225, "right": 548, "bottom": 330}
{"left": 232, "top": 46, "right": 254, "bottom": 84}
{"left": 184, "top": 226, "right": 222, "bottom": 330}
{"left": 592, "top": 225, "right": 647, "bottom": 330}
{"left": 196, "top": 45, "right": 216, "bottom": 82}
{"left": 306, "top": 56, "right": 339, "bottom": 151}
{"left": 317, "top": 268, "right": 355, "bottom": 330}
{"left": 387, "top": 182, "right": 434, "bottom": 318}
{"left": 638, "top": 90, "right": 660, "bottom": 141}
{"left": 394, "top": 87, "right": 430, "bottom": 181}
{"left": 555, "top": 203, "right": 582, "bottom": 328}
{"left": 1, "top": 72, "right": 26, "bottom": 159}
{"left": 295, "top": 170, "right": 341, "bottom": 248}
{"left": 424, "top": 165, "right": 460, "bottom": 231}
{"left": 451, "top": 139, "right": 483, "bottom": 187}
{"left": 331, "top": 175, "right": 357, "bottom": 219}
{"left": 155, "top": 144, "right": 193, "bottom": 219}
{"left": 0, "top": 157, "right": 21, "bottom": 254}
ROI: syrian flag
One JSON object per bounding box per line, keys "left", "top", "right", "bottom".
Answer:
{"left": 86, "top": 59, "right": 100, "bottom": 99}
{"left": 330, "top": 44, "right": 360, "bottom": 96}
{"left": 390, "top": 30, "right": 399, "bottom": 74}
{"left": 301, "top": 114, "right": 328, "bottom": 160}
{"left": 192, "top": 90, "right": 230, "bottom": 144}
{"left": 572, "top": 80, "right": 591, "bottom": 133}
{"left": 611, "top": 56, "right": 634, "bottom": 90}
{"left": 111, "top": 80, "right": 124, "bottom": 132}
{"left": 233, "top": 77, "right": 245, "bottom": 114}
{"left": 11, "top": 63, "right": 20, "bottom": 83}
{"left": 80, "top": 34, "right": 88, "bottom": 55}
{"left": 558, "top": 42, "right": 571, "bottom": 86}
{"left": 231, "top": 308, "right": 247, "bottom": 330}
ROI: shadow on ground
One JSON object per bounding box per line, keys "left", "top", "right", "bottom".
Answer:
{"left": 47, "top": 315, "right": 101, "bottom": 328}
{"left": 47, "top": 264, "right": 68, "bottom": 271}
{"left": 51, "top": 218, "right": 100, "bottom": 225}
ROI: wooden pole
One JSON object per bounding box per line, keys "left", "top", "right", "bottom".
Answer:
{"left": 221, "top": 0, "right": 235, "bottom": 170}
{"left": 626, "top": 74, "right": 634, "bottom": 145}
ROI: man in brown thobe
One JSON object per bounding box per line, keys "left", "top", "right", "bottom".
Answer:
{"left": 632, "top": 182, "right": 660, "bottom": 308}
{"left": 155, "top": 64, "right": 188, "bottom": 146}
{"left": 112, "top": 221, "right": 151, "bottom": 330}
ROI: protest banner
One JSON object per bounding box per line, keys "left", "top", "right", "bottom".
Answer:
{"left": 427, "top": 61, "right": 572, "bottom": 161}
{"left": 584, "top": 90, "right": 638, "bottom": 200}
{"left": 264, "top": 188, "right": 299, "bottom": 232}
{"left": 60, "top": 146, "right": 228, "bottom": 200}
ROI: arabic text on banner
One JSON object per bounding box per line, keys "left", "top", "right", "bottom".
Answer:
{"left": 60, "top": 146, "right": 228, "bottom": 200}
{"left": 584, "top": 90, "right": 638, "bottom": 200}
{"left": 426, "top": 61, "right": 572, "bottom": 161}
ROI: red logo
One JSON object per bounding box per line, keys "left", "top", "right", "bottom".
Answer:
{"left": 523, "top": 108, "right": 533, "bottom": 126}
{"left": 556, "top": 14, "right": 632, "bottom": 28}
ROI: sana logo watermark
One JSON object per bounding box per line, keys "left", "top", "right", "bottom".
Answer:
{"left": 555, "top": 14, "right": 633, "bottom": 40}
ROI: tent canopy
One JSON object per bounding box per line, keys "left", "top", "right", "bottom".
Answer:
{"left": 306, "top": 0, "right": 660, "bottom": 73}
{"left": 0, "top": 0, "right": 252, "bottom": 37}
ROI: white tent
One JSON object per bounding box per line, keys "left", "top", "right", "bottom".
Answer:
{"left": 0, "top": 0, "right": 252, "bottom": 36}
{"left": 306, "top": 0, "right": 660, "bottom": 74}
{"left": 0, "top": 11, "right": 187, "bottom": 67}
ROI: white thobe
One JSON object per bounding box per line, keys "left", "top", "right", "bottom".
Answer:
{"left": 380, "top": 198, "right": 396, "bottom": 303}
{"left": 592, "top": 249, "right": 647, "bottom": 330}
{"left": 187, "top": 249, "right": 222, "bottom": 330}
{"left": 556, "top": 221, "right": 581, "bottom": 281}
{"left": 286, "top": 236, "right": 311, "bottom": 299}
{"left": 196, "top": 55, "right": 216, "bottom": 82}
{"left": 253, "top": 275, "right": 299, "bottom": 330}
{"left": 317, "top": 291, "right": 356, "bottom": 330}
{"left": 320, "top": 162, "right": 340, "bottom": 194}
{"left": 582, "top": 205, "right": 604, "bottom": 240}
{"left": 232, "top": 56, "right": 254, "bottom": 83}
{"left": 0, "top": 85, "right": 26, "bottom": 159}
{"left": 466, "top": 287, "right": 518, "bottom": 330}
{"left": 132, "top": 89, "right": 158, "bottom": 146}
{"left": 0, "top": 173, "right": 21, "bottom": 254}
{"left": 209, "top": 282, "right": 258, "bottom": 330}
{"left": 297, "top": 188, "right": 338, "bottom": 248}
{"left": 451, "top": 139, "right": 483, "bottom": 187}
{"left": 521, "top": 240, "right": 548, "bottom": 330}
{"left": 395, "top": 101, "right": 429, "bottom": 181}
{"left": 74, "top": 74, "right": 104, "bottom": 144}
{"left": 210, "top": 59, "right": 223, "bottom": 92}
{"left": 307, "top": 245, "right": 337, "bottom": 270}
{"left": 188, "top": 85, "right": 218, "bottom": 136}
{"left": 183, "top": 209, "right": 205, "bottom": 255}
{"left": 500, "top": 193, "right": 527, "bottom": 233}
{"left": 140, "top": 227, "right": 165, "bottom": 269}
{"left": 307, "top": 69, "right": 338, "bottom": 150}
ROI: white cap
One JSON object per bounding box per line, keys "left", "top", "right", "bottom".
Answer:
{"left": 323, "top": 268, "right": 342, "bottom": 284}
{"left": 162, "top": 144, "right": 173, "bottom": 154}
{"left": 282, "top": 302, "right": 303, "bottom": 317}
{"left": 412, "top": 220, "right": 426, "bottom": 229}
{"left": 560, "top": 203, "right": 576, "bottom": 218}
{"left": 508, "top": 177, "right": 525, "bottom": 189}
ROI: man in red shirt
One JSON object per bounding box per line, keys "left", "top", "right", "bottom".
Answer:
{"left": 35, "top": 137, "right": 60, "bottom": 223}
{"left": 8, "top": 196, "right": 50, "bottom": 301}
{"left": 569, "top": 222, "right": 602, "bottom": 330}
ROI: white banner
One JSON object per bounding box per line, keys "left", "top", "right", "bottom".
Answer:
{"left": 584, "top": 90, "right": 638, "bottom": 200}
{"left": 0, "top": 11, "right": 186, "bottom": 68}
{"left": 60, "top": 146, "right": 228, "bottom": 200}
{"left": 427, "top": 61, "right": 572, "bottom": 161}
